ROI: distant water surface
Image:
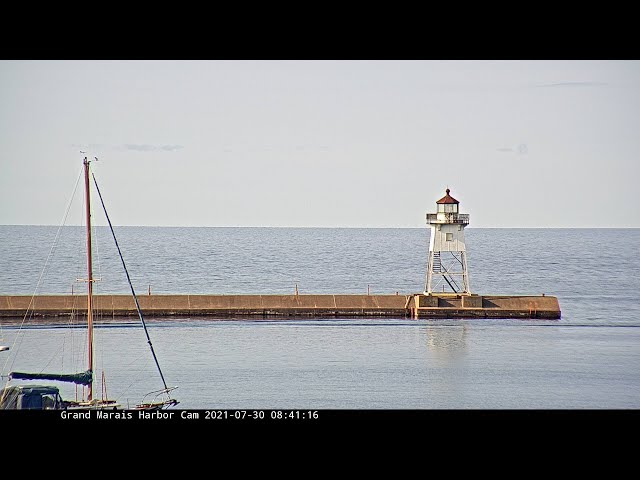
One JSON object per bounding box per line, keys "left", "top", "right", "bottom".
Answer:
{"left": 1, "top": 227, "right": 639, "bottom": 408}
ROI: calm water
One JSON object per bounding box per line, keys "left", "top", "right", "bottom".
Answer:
{"left": 1, "top": 226, "right": 639, "bottom": 408}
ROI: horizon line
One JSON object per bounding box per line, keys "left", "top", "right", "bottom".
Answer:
{"left": 1, "top": 224, "right": 639, "bottom": 229}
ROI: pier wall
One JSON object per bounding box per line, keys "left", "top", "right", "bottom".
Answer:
{"left": 0, "top": 294, "right": 560, "bottom": 319}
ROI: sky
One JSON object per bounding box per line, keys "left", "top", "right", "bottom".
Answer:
{"left": 1, "top": 60, "right": 638, "bottom": 228}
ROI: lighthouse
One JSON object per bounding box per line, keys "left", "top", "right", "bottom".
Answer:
{"left": 424, "top": 188, "right": 471, "bottom": 295}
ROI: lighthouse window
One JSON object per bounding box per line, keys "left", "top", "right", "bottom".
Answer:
{"left": 439, "top": 203, "right": 458, "bottom": 213}
{"left": 446, "top": 233, "right": 453, "bottom": 242}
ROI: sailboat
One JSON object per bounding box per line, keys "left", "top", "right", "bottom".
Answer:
{"left": 0, "top": 157, "right": 178, "bottom": 410}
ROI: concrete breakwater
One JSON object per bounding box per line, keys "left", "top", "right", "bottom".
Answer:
{"left": 0, "top": 294, "right": 560, "bottom": 319}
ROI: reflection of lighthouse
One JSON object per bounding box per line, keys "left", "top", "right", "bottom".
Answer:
{"left": 424, "top": 188, "right": 471, "bottom": 295}
{"left": 423, "top": 325, "right": 468, "bottom": 358}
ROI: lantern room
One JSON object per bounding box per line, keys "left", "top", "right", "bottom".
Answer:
{"left": 436, "top": 189, "right": 459, "bottom": 213}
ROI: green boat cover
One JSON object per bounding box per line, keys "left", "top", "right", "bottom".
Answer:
{"left": 9, "top": 369, "right": 93, "bottom": 386}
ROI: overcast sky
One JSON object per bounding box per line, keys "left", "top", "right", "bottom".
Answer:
{"left": 1, "top": 60, "right": 638, "bottom": 228}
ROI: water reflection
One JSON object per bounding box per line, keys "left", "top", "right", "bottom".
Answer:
{"left": 422, "top": 324, "right": 468, "bottom": 359}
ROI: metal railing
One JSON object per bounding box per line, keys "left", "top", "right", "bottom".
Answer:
{"left": 426, "top": 213, "right": 469, "bottom": 224}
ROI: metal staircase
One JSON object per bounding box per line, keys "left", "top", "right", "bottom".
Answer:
{"left": 433, "top": 252, "right": 460, "bottom": 293}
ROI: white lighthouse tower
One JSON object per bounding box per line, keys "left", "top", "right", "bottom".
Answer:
{"left": 424, "top": 188, "right": 471, "bottom": 295}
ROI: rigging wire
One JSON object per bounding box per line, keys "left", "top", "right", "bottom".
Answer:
{"left": 87, "top": 168, "right": 106, "bottom": 396}
{"left": 1, "top": 165, "right": 84, "bottom": 381}
{"left": 53, "top": 175, "right": 89, "bottom": 394}
{"left": 113, "top": 352, "right": 154, "bottom": 404}
{"left": 91, "top": 171, "right": 170, "bottom": 392}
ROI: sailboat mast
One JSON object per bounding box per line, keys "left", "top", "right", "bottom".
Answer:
{"left": 83, "top": 157, "right": 94, "bottom": 401}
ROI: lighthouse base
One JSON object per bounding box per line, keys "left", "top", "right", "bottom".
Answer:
{"left": 413, "top": 294, "right": 560, "bottom": 319}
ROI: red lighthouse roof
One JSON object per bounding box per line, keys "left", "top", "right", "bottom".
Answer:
{"left": 436, "top": 188, "right": 459, "bottom": 204}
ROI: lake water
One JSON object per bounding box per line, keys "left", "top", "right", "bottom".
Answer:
{"left": 1, "top": 226, "right": 639, "bottom": 409}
